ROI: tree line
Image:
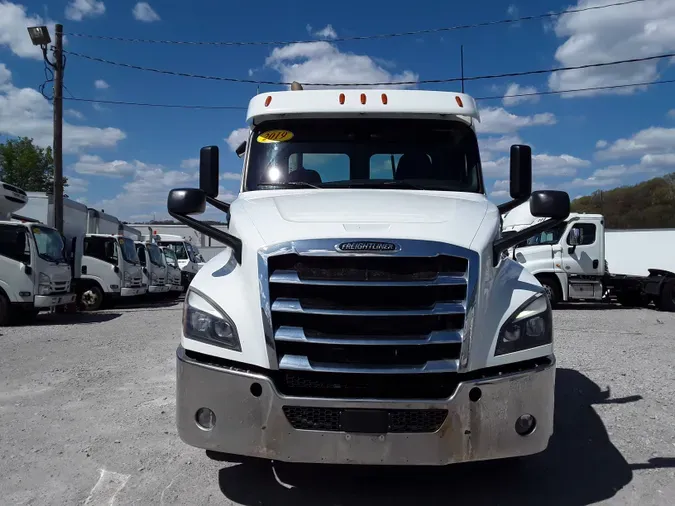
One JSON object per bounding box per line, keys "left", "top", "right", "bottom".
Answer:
{"left": 0, "top": 137, "right": 68, "bottom": 192}
{"left": 571, "top": 173, "right": 675, "bottom": 229}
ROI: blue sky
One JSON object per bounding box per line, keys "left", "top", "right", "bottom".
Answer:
{"left": 1, "top": 0, "right": 674, "bottom": 221}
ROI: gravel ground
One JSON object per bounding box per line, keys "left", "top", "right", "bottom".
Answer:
{"left": 0, "top": 298, "right": 673, "bottom": 505}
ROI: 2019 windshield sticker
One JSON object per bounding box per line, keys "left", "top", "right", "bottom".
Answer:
{"left": 257, "top": 130, "right": 294, "bottom": 143}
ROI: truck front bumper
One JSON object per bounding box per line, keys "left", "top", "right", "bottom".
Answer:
{"left": 121, "top": 287, "right": 147, "bottom": 297}
{"left": 34, "top": 292, "right": 76, "bottom": 308}
{"left": 170, "top": 284, "right": 184, "bottom": 292}
{"left": 148, "top": 284, "right": 171, "bottom": 293}
{"left": 176, "top": 347, "right": 555, "bottom": 466}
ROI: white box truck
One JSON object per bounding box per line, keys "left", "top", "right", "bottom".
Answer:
{"left": 134, "top": 238, "right": 170, "bottom": 295}
{"left": 0, "top": 182, "right": 77, "bottom": 325}
{"left": 167, "top": 87, "right": 571, "bottom": 466}
{"left": 502, "top": 202, "right": 675, "bottom": 311}
{"left": 21, "top": 194, "right": 147, "bottom": 311}
{"left": 152, "top": 233, "right": 201, "bottom": 288}
{"left": 160, "top": 246, "right": 184, "bottom": 297}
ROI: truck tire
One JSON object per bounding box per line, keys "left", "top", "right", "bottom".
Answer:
{"left": 0, "top": 293, "right": 10, "bottom": 326}
{"left": 78, "top": 284, "right": 105, "bottom": 311}
{"left": 537, "top": 275, "right": 561, "bottom": 307}
{"left": 658, "top": 279, "right": 675, "bottom": 312}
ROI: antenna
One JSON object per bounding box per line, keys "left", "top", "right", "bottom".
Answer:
{"left": 460, "top": 45, "right": 465, "bottom": 93}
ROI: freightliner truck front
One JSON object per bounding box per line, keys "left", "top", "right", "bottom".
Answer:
{"left": 167, "top": 86, "right": 571, "bottom": 466}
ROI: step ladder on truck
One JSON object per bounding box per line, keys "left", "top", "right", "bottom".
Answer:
{"left": 501, "top": 200, "right": 675, "bottom": 311}
{"left": 0, "top": 181, "right": 78, "bottom": 325}
{"left": 165, "top": 85, "right": 575, "bottom": 469}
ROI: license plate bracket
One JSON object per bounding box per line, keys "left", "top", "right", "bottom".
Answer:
{"left": 340, "top": 409, "right": 389, "bottom": 434}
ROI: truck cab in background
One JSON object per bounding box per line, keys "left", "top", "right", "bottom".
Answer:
{"left": 135, "top": 240, "right": 170, "bottom": 295}
{"left": 160, "top": 246, "right": 184, "bottom": 297}
{"left": 154, "top": 234, "right": 201, "bottom": 288}
{"left": 1, "top": 182, "right": 77, "bottom": 325}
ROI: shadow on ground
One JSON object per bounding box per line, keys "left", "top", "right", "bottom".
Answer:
{"left": 15, "top": 312, "right": 123, "bottom": 326}
{"left": 215, "top": 368, "right": 675, "bottom": 506}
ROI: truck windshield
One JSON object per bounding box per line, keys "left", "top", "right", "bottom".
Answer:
{"left": 31, "top": 225, "right": 66, "bottom": 263}
{"left": 163, "top": 248, "right": 179, "bottom": 268}
{"left": 244, "top": 118, "right": 483, "bottom": 193}
{"left": 118, "top": 238, "right": 140, "bottom": 264}
{"left": 158, "top": 241, "right": 187, "bottom": 260}
{"left": 147, "top": 243, "right": 164, "bottom": 267}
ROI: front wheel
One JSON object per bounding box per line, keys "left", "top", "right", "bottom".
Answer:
{"left": 0, "top": 293, "right": 10, "bottom": 326}
{"left": 78, "top": 285, "right": 105, "bottom": 311}
{"left": 658, "top": 279, "right": 675, "bottom": 312}
{"left": 538, "top": 277, "right": 561, "bottom": 307}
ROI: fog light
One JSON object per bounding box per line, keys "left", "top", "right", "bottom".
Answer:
{"left": 515, "top": 414, "right": 536, "bottom": 436}
{"left": 195, "top": 407, "right": 216, "bottom": 430}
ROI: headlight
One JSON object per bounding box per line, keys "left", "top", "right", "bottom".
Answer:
{"left": 183, "top": 289, "right": 240, "bottom": 351}
{"left": 495, "top": 293, "right": 552, "bottom": 356}
{"left": 124, "top": 272, "right": 131, "bottom": 282}
{"left": 39, "top": 273, "right": 50, "bottom": 284}
{"left": 38, "top": 273, "right": 51, "bottom": 295}
{"left": 151, "top": 272, "right": 158, "bottom": 282}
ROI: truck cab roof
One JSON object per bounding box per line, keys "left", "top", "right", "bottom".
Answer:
{"left": 246, "top": 89, "right": 480, "bottom": 127}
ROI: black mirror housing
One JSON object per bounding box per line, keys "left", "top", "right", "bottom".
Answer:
{"left": 509, "top": 145, "right": 532, "bottom": 199}
{"left": 167, "top": 188, "right": 207, "bottom": 216}
{"left": 235, "top": 141, "right": 246, "bottom": 159}
{"left": 530, "top": 190, "right": 570, "bottom": 220}
{"left": 200, "top": 146, "right": 219, "bottom": 198}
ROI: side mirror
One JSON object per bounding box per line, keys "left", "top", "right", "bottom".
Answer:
{"left": 530, "top": 190, "right": 570, "bottom": 220}
{"left": 235, "top": 141, "right": 246, "bottom": 159}
{"left": 167, "top": 188, "right": 207, "bottom": 216}
{"left": 199, "top": 146, "right": 219, "bottom": 198}
{"left": 509, "top": 145, "right": 532, "bottom": 199}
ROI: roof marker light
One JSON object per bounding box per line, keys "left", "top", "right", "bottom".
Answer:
{"left": 339, "top": 93, "right": 345, "bottom": 105}
{"left": 264, "top": 96, "right": 272, "bottom": 107}
{"left": 455, "top": 96, "right": 464, "bottom": 107}
{"left": 360, "top": 93, "right": 367, "bottom": 104}
{"left": 381, "top": 93, "right": 388, "bottom": 104}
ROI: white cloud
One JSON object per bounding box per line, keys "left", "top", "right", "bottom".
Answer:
{"left": 668, "top": 109, "right": 675, "bottom": 119}
{"left": 480, "top": 134, "right": 523, "bottom": 160}
{"left": 483, "top": 153, "right": 588, "bottom": 178}
{"left": 591, "top": 152, "right": 675, "bottom": 179}
{"left": 226, "top": 128, "right": 249, "bottom": 151}
{"left": 132, "top": 2, "right": 160, "bottom": 22}
{"left": 595, "top": 127, "right": 675, "bottom": 160}
{"left": 180, "top": 158, "right": 199, "bottom": 170}
{"left": 476, "top": 107, "right": 556, "bottom": 134}
{"left": 0, "top": 2, "right": 58, "bottom": 59}
{"left": 65, "top": 109, "right": 85, "bottom": 120}
{"left": 65, "top": 0, "right": 105, "bottom": 21}
{"left": 548, "top": 0, "right": 675, "bottom": 97}
{"left": 0, "top": 64, "right": 126, "bottom": 154}
{"left": 502, "top": 83, "right": 539, "bottom": 106}
{"left": 64, "top": 176, "right": 89, "bottom": 194}
{"left": 265, "top": 41, "right": 418, "bottom": 88}
{"left": 566, "top": 176, "right": 622, "bottom": 188}
{"left": 313, "top": 24, "right": 338, "bottom": 40}
{"left": 595, "top": 139, "right": 608, "bottom": 148}
{"left": 71, "top": 155, "right": 146, "bottom": 178}
{"left": 94, "top": 79, "right": 110, "bottom": 90}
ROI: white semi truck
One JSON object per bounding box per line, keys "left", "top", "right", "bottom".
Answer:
{"left": 0, "top": 182, "right": 77, "bottom": 325}
{"left": 502, "top": 202, "right": 675, "bottom": 311}
{"left": 21, "top": 194, "right": 147, "bottom": 311}
{"left": 167, "top": 87, "right": 572, "bottom": 466}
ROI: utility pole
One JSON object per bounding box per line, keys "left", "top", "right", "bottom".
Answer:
{"left": 53, "top": 23, "right": 65, "bottom": 234}
{"left": 460, "top": 45, "right": 465, "bottom": 93}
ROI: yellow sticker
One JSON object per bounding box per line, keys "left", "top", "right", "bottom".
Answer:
{"left": 32, "top": 227, "right": 41, "bottom": 234}
{"left": 257, "top": 129, "right": 294, "bottom": 143}
{"left": 119, "top": 238, "right": 125, "bottom": 244}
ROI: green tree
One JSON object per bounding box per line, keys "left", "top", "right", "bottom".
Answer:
{"left": 0, "top": 137, "right": 68, "bottom": 192}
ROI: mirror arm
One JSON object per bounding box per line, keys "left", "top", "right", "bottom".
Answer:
{"left": 206, "top": 196, "right": 230, "bottom": 214}
{"left": 497, "top": 197, "right": 529, "bottom": 215}
{"left": 168, "top": 211, "right": 242, "bottom": 265}
{"left": 493, "top": 217, "right": 566, "bottom": 266}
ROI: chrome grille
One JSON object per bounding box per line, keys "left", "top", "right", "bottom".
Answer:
{"left": 130, "top": 277, "right": 143, "bottom": 287}
{"left": 51, "top": 281, "right": 69, "bottom": 294}
{"left": 259, "top": 239, "right": 478, "bottom": 379}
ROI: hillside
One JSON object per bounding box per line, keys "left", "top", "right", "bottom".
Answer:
{"left": 571, "top": 173, "right": 675, "bottom": 229}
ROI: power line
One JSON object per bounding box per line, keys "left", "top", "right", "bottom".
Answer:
{"left": 62, "top": 49, "right": 675, "bottom": 87}
{"left": 62, "top": 78, "right": 675, "bottom": 110}
{"left": 62, "top": 0, "right": 645, "bottom": 47}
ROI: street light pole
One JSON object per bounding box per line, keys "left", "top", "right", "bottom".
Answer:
{"left": 53, "top": 23, "right": 64, "bottom": 234}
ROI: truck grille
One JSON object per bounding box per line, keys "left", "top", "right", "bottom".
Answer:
{"left": 51, "top": 281, "right": 69, "bottom": 294}
{"left": 130, "top": 277, "right": 143, "bottom": 287}
{"left": 282, "top": 406, "right": 448, "bottom": 433}
{"left": 260, "top": 239, "right": 477, "bottom": 393}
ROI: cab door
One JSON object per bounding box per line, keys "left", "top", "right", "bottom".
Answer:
{"left": 561, "top": 218, "right": 605, "bottom": 276}
{"left": 512, "top": 221, "right": 567, "bottom": 275}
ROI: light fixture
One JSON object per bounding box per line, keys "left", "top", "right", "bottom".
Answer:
{"left": 27, "top": 26, "right": 51, "bottom": 46}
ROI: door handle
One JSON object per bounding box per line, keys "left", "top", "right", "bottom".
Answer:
{"left": 592, "top": 259, "right": 599, "bottom": 269}
{"left": 81, "top": 265, "right": 87, "bottom": 274}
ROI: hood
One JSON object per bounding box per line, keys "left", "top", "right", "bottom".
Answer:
{"left": 43, "top": 263, "right": 71, "bottom": 282}
{"left": 234, "top": 189, "right": 491, "bottom": 250}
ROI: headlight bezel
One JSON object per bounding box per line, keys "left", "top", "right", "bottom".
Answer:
{"left": 183, "top": 288, "right": 241, "bottom": 352}
{"left": 495, "top": 291, "right": 552, "bottom": 356}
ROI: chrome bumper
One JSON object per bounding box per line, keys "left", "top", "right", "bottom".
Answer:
{"left": 121, "top": 287, "right": 146, "bottom": 296}
{"left": 176, "top": 347, "right": 555, "bottom": 465}
{"left": 170, "top": 284, "right": 184, "bottom": 292}
{"left": 148, "top": 285, "right": 171, "bottom": 293}
{"left": 34, "top": 293, "right": 76, "bottom": 308}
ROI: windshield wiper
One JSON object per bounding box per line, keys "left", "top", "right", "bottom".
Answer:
{"left": 258, "top": 181, "right": 322, "bottom": 189}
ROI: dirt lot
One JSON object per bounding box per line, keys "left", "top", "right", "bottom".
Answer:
{"left": 0, "top": 298, "right": 673, "bottom": 505}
